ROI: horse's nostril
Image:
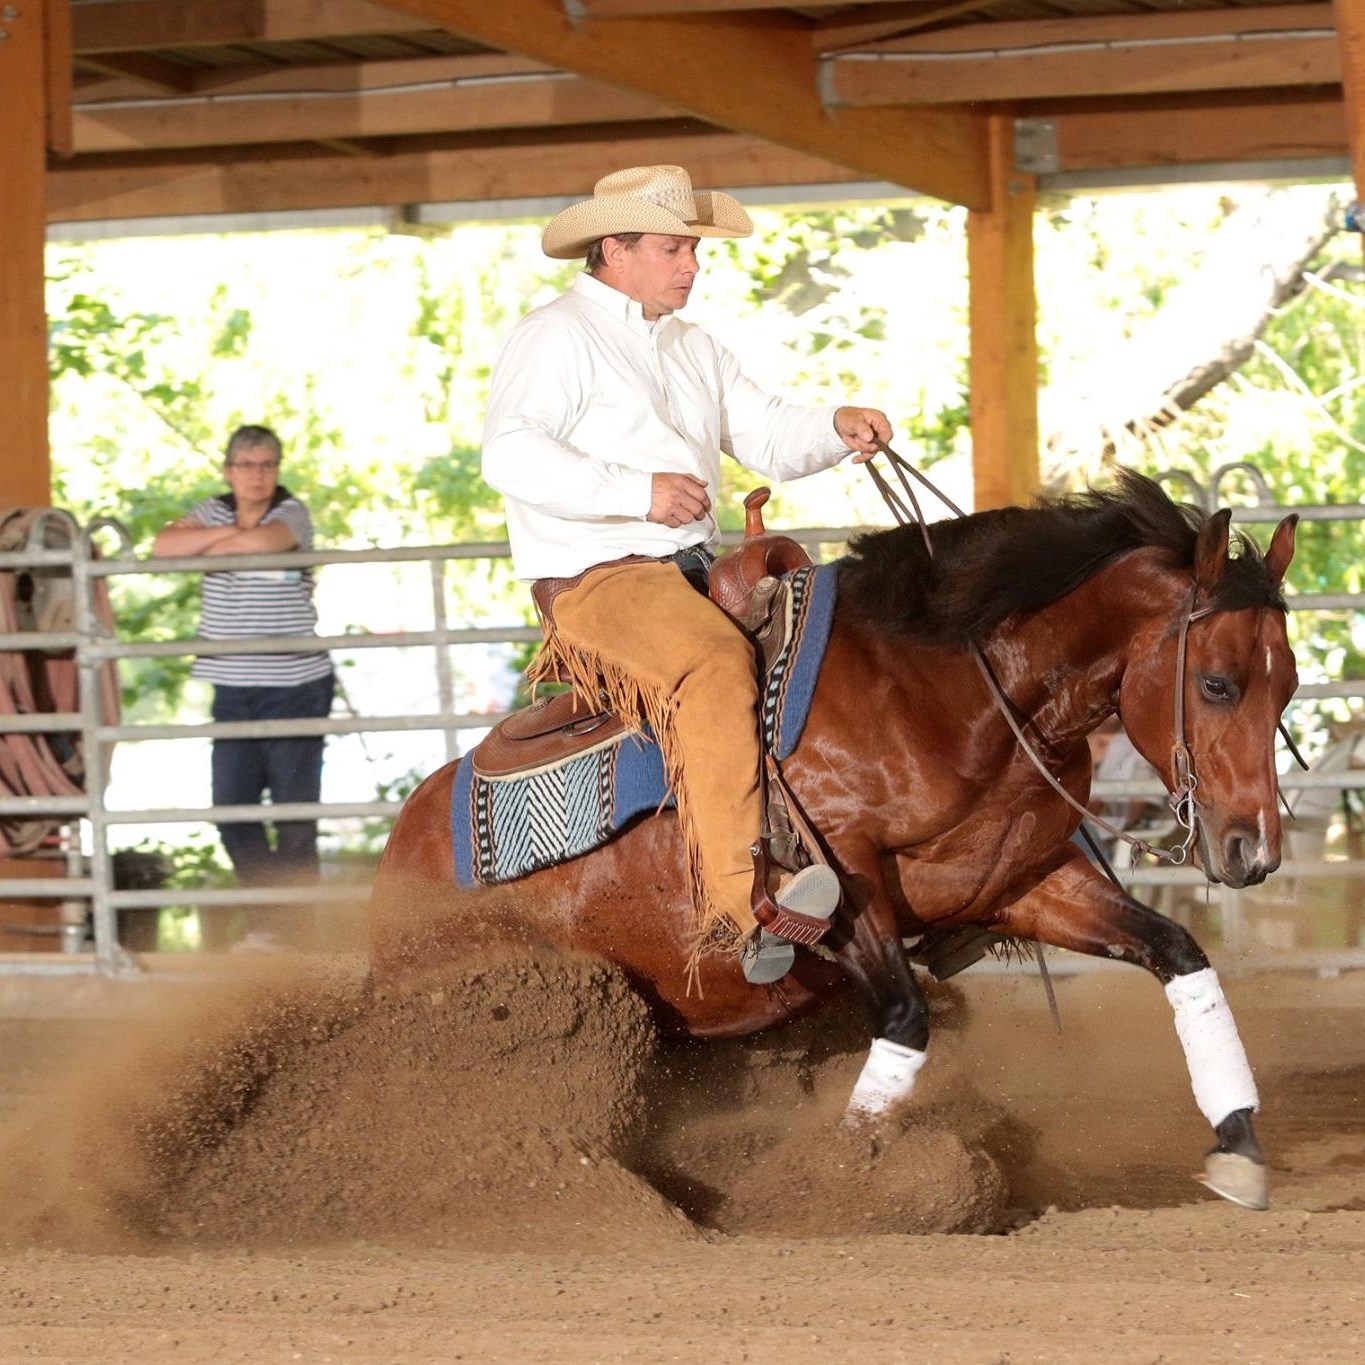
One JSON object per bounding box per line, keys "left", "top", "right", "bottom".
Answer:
{"left": 1223, "top": 832, "right": 1258, "bottom": 883}
{"left": 1222, "top": 828, "right": 1277, "bottom": 887}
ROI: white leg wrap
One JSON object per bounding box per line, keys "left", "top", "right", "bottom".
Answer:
{"left": 1164, "top": 967, "right": 1259, "bottom": 1128}
{"left": 844, "top": 1038, "right": 928, "bottom": 1121}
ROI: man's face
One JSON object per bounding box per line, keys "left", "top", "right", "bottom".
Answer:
{"left": 600, "top": 233, "right": 701, "bottom": 319}
{"left": 224, "top": 444, "right": 281, "bottom": 503}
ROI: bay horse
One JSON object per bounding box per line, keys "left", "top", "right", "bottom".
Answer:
{"left": 372, "top": 470, "right": 1299, "bottom": 1210}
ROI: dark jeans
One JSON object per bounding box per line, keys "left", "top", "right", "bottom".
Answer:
{"left": 210, "top": 674, "right": 335, "bottom": 894}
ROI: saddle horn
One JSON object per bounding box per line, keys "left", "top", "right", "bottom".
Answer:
{"left": 743, "top": 488, "right": 772, "bottom": 540}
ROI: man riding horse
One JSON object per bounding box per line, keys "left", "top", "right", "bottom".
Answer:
{"left": 482, "top": 164, "right": 892, "bottom": 985}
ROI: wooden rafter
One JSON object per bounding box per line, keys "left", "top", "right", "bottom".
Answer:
{"left": 826, "top": 6, "right": 1341, "bottom": 106}
{"left": 189, "top": 52, "right": 550, "bottom": 97}
{"left": 70, "top": 0, "right": 431, "bottom": 52}
{"left": 71, "top": 0, "right": 433, "bottom": 53}
{"left": 1051, "top": 92, "right": 1348, "bottom": 174}
{"left": 71, "top": 72, "right": 679, "bottom": 153}
{"left": 71, "top": 53, "right": 553, "bottom": 105}
{"left": 847, "top": 5, "right": 1339, "bottom": 55}
{"left": 46, "top": 126, "right": 861, "bottom": 223}
{"left": 370, "top": 0, "right": 990, "bottom": 207}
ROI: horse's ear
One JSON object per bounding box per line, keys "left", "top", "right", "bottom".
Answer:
{"left": 1194, "top": 507, "right": 1233, "bottom": 596}
{"left": 1264, "top": 513, "right": 1298, "bottom": 587}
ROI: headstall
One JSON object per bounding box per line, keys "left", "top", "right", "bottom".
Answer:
{"left": 864, "top": 443, "right": 1212, "bottom": 869}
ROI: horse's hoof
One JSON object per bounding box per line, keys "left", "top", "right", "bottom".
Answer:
{"left": 1198, "top": 1151, "right": 1269, "bottom": 1211}
{"left": 839, "top": 1108, "right": 877, "bottom": 1133}
{"left": 740, "top": 930, "right": 796, "bottom": 985}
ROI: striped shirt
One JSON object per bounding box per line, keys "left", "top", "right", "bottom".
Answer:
{"left": 188, "top": 488, "right": 333, "bottom": 688}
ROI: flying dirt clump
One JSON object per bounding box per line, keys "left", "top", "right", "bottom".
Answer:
{"left": 638, "top": 982, "right": 1010, "bottom": 1237}
{"left": 0, "top": 949, "right": 1012, "bottom": 1253}
{"left": 0, "top": 952, "right": 689, "bottom": 1255}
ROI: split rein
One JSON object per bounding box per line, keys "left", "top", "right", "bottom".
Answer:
{"left": 862, "top": 444, "right": 1207, "bottom": 870}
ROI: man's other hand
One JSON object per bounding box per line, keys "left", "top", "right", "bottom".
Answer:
{"left": 648, "top": 472, "right": 711, "bottom": 528}
{"left": 834, "top": 406, "right": 893, "bottom": 462}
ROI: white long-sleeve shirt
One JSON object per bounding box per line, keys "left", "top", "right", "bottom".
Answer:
{"left": 482, "top": 272, "right": 851, "bottom": 580}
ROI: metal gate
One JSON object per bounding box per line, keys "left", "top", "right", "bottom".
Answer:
{"left": 0, "top": 464, "right": 1360, "bottom": 978}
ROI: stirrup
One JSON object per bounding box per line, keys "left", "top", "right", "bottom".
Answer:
{"left": 750, "top": 852, "right": 840, "bottom": 946}
{"left": 740, "top": 930, "right": 796, "bottom": 986}
{"left": 741, "top": 863, "right": 840, "bottom": 985}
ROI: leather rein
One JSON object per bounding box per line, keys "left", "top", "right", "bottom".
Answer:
{"left": 863, "top": 444, "right": 1208, "bottom": 868}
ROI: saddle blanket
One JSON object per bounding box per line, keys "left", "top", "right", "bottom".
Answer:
{"left": 451, "top": 562, "right": 838, "bottom": 888}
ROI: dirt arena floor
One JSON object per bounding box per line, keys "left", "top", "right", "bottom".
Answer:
{"left": 0, "top": 944, "right": 1363, "bottom": 1364}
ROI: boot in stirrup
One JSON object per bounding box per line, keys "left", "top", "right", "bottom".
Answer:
{"left": 741, "top": 855, "right": 840, "bottom": 985}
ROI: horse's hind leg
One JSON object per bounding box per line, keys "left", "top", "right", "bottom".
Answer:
{"left": 831, "top": 849, "right": 933, "bottom": 1125}
{"left": 996, "top": 848, "right": 1268, "bottom": 1210}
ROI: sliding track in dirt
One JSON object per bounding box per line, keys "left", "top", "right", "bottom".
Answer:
{"left": 0, "top": 941, "right": 1362, "bottom": 1363}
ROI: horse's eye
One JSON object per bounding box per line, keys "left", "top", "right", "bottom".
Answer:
{"left": 1201, "top": 675, "right": 1236, "bottom": 702}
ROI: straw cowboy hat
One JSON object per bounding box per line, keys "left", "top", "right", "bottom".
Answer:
{"left": 541, "top": 165, "right": 753, "bottom": 260}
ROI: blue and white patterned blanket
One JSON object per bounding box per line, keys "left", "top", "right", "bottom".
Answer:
{"left": 451, "top": 561, "right": 838, "bottom": 888}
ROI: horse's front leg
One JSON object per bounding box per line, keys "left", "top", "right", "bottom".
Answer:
{"left": 996, "top": 847, "right": 1267, "bottom": 1210}
{"left": 830, "top": 843, "right": 932, "bottom": 1125}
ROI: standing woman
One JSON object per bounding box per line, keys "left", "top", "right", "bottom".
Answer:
{"left": 153, "top": 425, "right": 334, "bottom": 942}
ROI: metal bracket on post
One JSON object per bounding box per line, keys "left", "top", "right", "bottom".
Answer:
{"left": 1014, "top": 119, "right": 1059, "bottom": 176}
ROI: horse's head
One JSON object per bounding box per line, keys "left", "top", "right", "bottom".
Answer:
{"left": 1119, "top": 508, "right": 1299, "bottom": 888}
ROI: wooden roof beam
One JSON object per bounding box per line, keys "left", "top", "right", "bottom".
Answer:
{"left": 70, "top": 53, "right": 554, "bottom": 105}
{"left": 47, "top": 127, "right": 863, "bottom": 224}
{"left": 1047, "top": 91, "right": 1348, "bottom": 174}
{"left": 371, "top": 0, "right": 990, "bottom": 207}
{"left": 47, "top": 89, "right": 1348, "bottom": 229}
{"left": 71, "top": 72, "right": 678, "bottom": 153}
{"left": 189, "top": 52, "right": 551, "bottom": 97}
{"left": 844, "top": 5, "right": 1340, "bottom": 55}
{"left": 72, "top": 0, "right": 435, "bottom": 54}
{"left": 826, "top": 6, "right": 1342, "bottom": 106}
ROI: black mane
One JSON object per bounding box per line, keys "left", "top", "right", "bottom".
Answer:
{"left": 836, "top": 468, "right": 1286, "bottom": 644}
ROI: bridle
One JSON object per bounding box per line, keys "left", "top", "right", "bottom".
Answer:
{"left": 1164, "top": 594, "right": 1215, "bottom": 864}
{"left": 863, "top": 443, "right": 1213, "bottom": 869}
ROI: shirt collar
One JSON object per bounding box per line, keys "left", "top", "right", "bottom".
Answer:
{"left": 572, "top": 271, "right": 677, "bottom": 337}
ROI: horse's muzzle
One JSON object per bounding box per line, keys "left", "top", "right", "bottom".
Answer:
{"left": 1202, "top": 823, "right": 1279, "bottom": 889}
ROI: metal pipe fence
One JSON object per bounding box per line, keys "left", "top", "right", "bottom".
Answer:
{"left": 0, "top": 462, "right": 1362, "bottom": 977}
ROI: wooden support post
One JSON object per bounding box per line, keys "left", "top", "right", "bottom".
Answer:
{"left": 44, "top": 0, "right": 74, "bottom": 159}
{"left": 966, "top": 115, "right": 1039, "bottom": 511}
{"left": 0, "top": 0, "right": 52, "bottom": 509}
{"left": 1333, "top": 0, "right": 1365, "bottom": 261}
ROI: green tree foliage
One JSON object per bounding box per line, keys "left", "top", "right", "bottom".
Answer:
{"left": 45, "top": 188, "right": 1362, "bottom": 748}
{"left": 1033, "top": 188, "right": 1363, "bottom": 745}
{"left": 1169, "top": 257, "right": 1365, "bottom": 745}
